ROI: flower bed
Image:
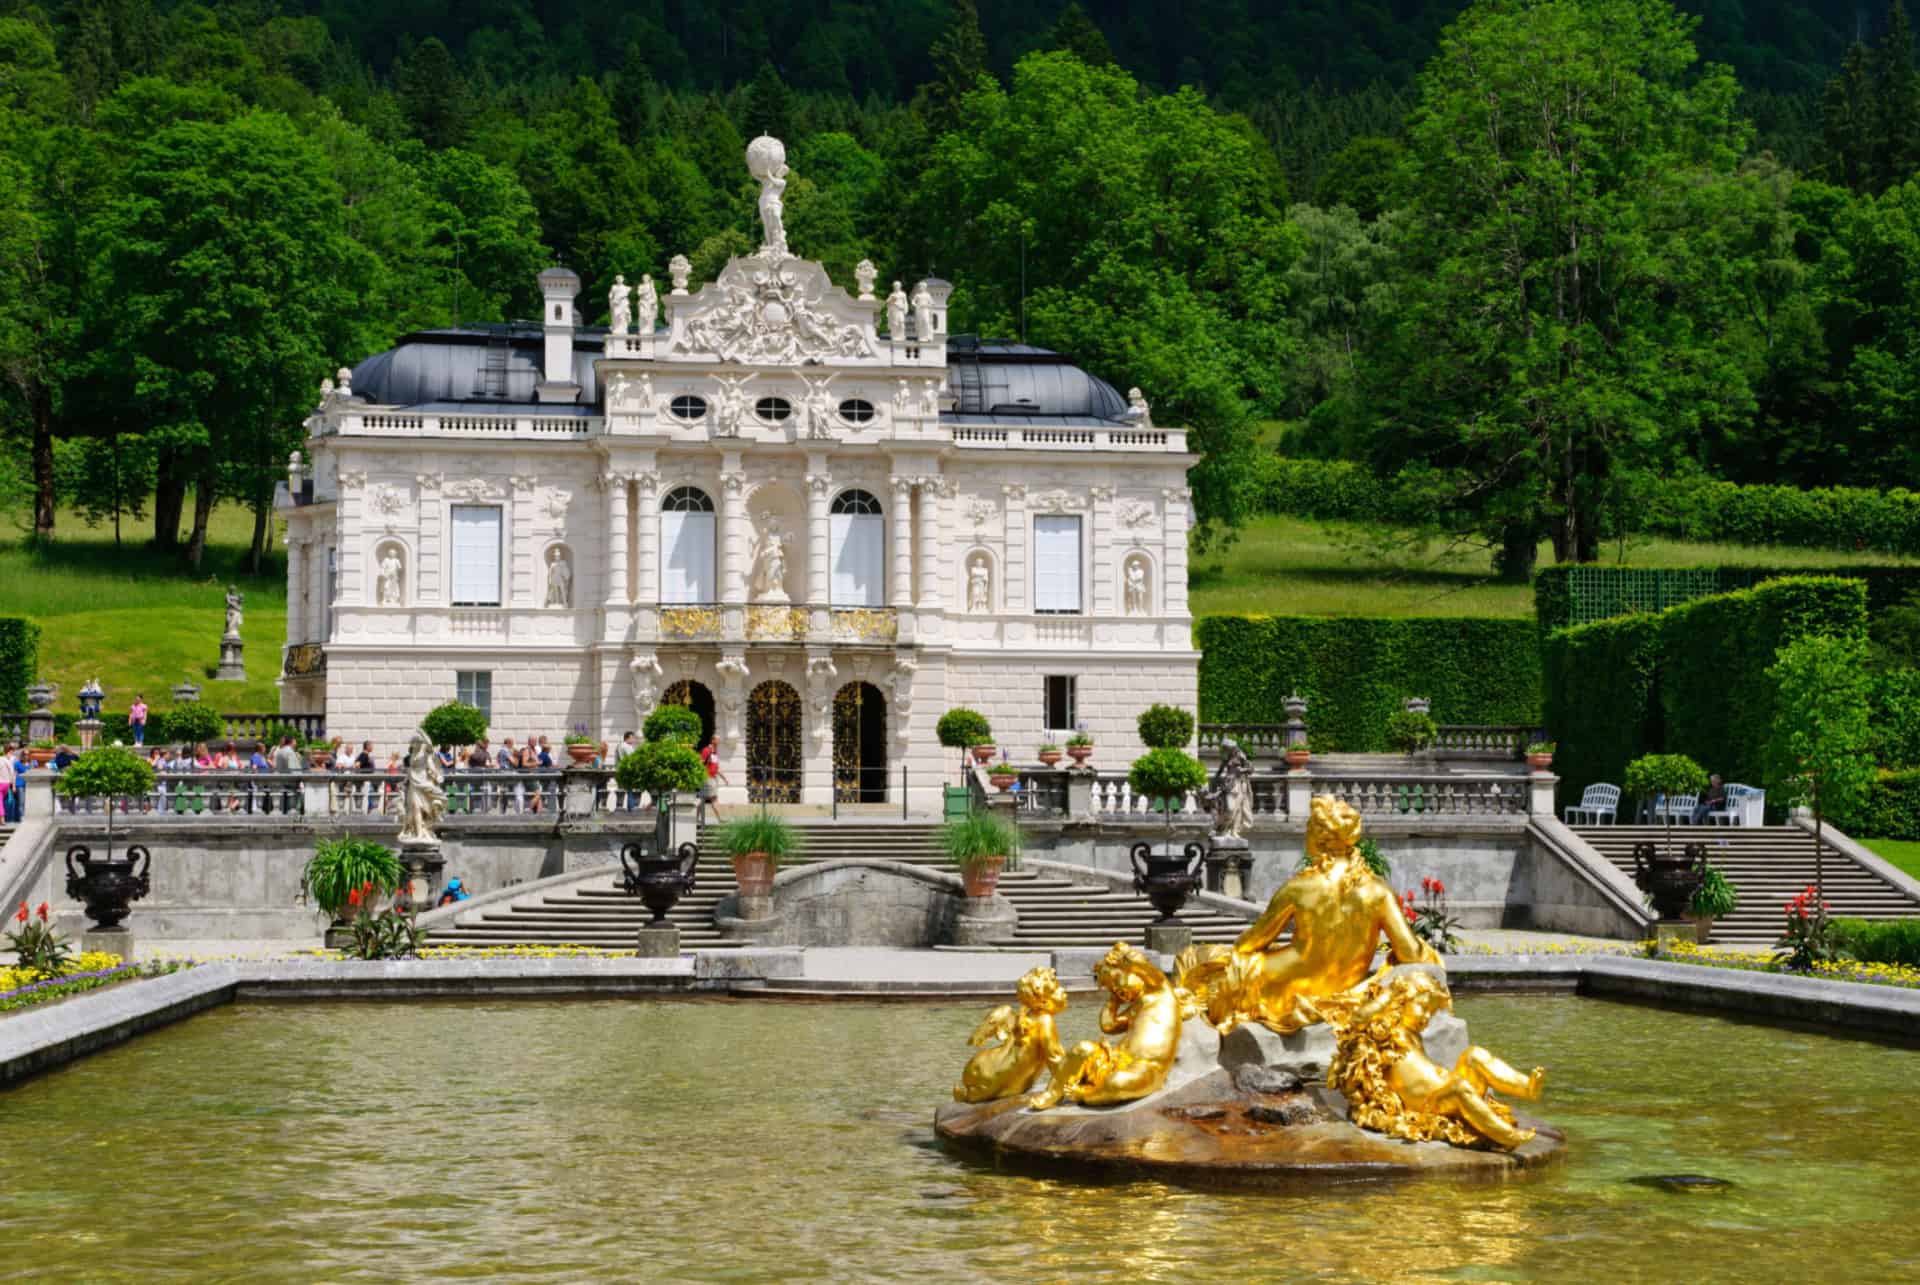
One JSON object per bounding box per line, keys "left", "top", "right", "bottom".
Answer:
{"left": 0, "top": 953, "right": 191, "bottom": 1013}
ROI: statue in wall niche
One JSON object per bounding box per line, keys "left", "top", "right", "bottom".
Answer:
{"left": 748, "top": 514, "right": 791, "bottom": 602}
{"left": 953, "top": 966, "right": 1069, "bottom": 1103}
{"left": 911, "top": 280, "right": 936, "bottom": 339}
{"left": 377, "top": 547, "right": 404, "bottom": 606}
{"left": 635, "top": 273, "right": 658, "bottom": 334}
{"left": 545, "top": 548, "right": 573, "bottom": 607}
{"left": 609, "top": 274, "right": 632, "bottom": 335}
{"left": 1028, "top": 943, "right": 1188, "bottom": 1110}
{"left": 398, "top": 733, "right": 447, "bottom": 845}
{"left": 747, "top": 135, "right": 790, "bottom": 258}
{"left": 1124, "top": 558, "right": 1150, "bottom": 615}
{"left": 967, "top": 556, "right": 992, "bottom": 612}
{"left": 223, "top": 587, "right": 244, "bottom": 637}
{"left": 1176, "top": 796, "right": 1437, "bottom": 1037}
{"left": 886, "top": 281, "right": 908, "bottom": 338}
{"left": 1203, "top": 739, "right": 1254, "bottom": 840}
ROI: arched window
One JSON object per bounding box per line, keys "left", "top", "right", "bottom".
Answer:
{"left": 829, "top": 489, "right": 884, "bottom": 606}
{"left": 755, "top": 396, "right": 793, "bottom": 422}
{"left": 837, "top": 398, "right": 876, "bottom": 424}
{"left": 669, "top": 394, "right": 707, "bottom": 421}
{"left": 660, "top": 486, "right": 715, "bottom": 603}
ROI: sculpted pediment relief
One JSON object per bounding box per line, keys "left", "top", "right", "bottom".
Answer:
{"left": 666, "top": 256, "right": 879, "bottom": 366}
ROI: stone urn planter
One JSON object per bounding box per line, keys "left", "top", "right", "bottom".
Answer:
{"left": 970, "top": 744, "right": 998, "bottom": 765}
{"left": 27, "top": 747, "right": 55, "bottom": 767}
{"left": 1631, "top": 841, "right": 1707, "bottom": 921}
{"left": 307, "top": 748, "right": 333, "bottom": 769}
{"left": 1526, "top": 752, "right": 1554, "bottom": 771}
{"left": 1129, "top": 841, "right": 1205, "bottom": 922}
{"left": 1066, "top": 743, "right": 1093, "bottom": 765}
{"left": 620, "top": 841, "right": 699, "bottom": 925}
{"left": 64, "top": 844, "right": 152, "bottom": 930}
{"left": 731, "top": 852, "right": 777, "bottom": 899}
{"left": 1037, "top": 749, "right": 1062, "bottom": 767}
{"left": 960, "top": 855, "right": 1006, "bottom": 898}
{"left": 1284, "top": 748, "right": 1311, "bottom": 769}
{"left": 988, "top": 768, "right": 1018, "bottom": 792}
{"left": 566, "top": 742, "right": 598, "bottom": 766}
{"left": 1688, "top": 915, "right": 1715, "bottom": 945}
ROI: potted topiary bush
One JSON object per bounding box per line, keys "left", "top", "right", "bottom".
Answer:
{"left": 1136, "top": 704, "right": 1195, "bottom": 750}
{"left": 1065, "top": 727, "right": 1094, "bottom": 764}
{"left": 300, "top": 836, "right": 404, "bottom": 946}
{"left": 937, "top": 708, "right": 993, "bottom": 772}
{"left": 1624, "top": 752, "right": 1709, "bottom": 917}
{"left": 615, "top": 739, "right": 707, "bottom": 803}
{"left": 941, "top": 809, "right": 1022, "bottom": 897}
{"left": 166, "top": 702, "right": 224, "bottom": 748}
{"left": 713, "top": 813, "right": 800, "bottom": 902}
{"left": 1386, "top": 709, "right": 1437, "bottom": 758}
{"left": 1128, "top": 746, "right": 1209, "bottom": 822}
{"left": 55, "top": 747, "right": 159, "bottom": 932}
{"left": 1688, "top": 864, "right": 1739, "bottom": 944}
{"left": 1525, "top": 740, "right": 1556, "bottom": 770}
{"left": 422, "top": 700, "right": 488, "bottom": 749}
{"left": 643, "top": 703, "right": 704, "bottom": 745}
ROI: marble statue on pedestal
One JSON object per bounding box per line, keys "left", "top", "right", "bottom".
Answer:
{"left": 609, "top": 274, "right": 632, "bottom": 335}
{"left": 911, "top": 281, "right": 935, "bottom": 339}
{"left": 747, "top": 135, "right": 790, "bottom": 259}
{"left": 635, "top": 273, "right": 658, "bottom": 334}
{"left": 398, "top": 734, "right": 447, "bottom": 845}
{"left": 223, "top": 587, "right": 244, "bottom": 637}
{"left": 886, "top": 281, "right": 908, "bottom": 338}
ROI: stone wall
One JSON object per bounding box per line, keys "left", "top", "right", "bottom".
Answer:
{"left": 724, "top": 860, "right": 969, "bottom": 947}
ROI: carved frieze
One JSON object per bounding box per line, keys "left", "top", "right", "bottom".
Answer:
{"left": 670, "top": 258, "right": 876, "bottom": 365}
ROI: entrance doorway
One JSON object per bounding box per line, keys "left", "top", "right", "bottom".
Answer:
{"left": 658, "top": 680, "right": 715, "bottom": 749}
{"left": 746, "top": 679, "right": 802, "bottom": 803}
{"left": 832, "top": 681, "right": 888, "bottom": 803}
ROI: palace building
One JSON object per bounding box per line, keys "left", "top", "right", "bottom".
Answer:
{"left": 278, "top": 135, "right": 1198, "bottom": 808}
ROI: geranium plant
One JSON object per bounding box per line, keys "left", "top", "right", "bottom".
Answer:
{"left": 1774, "top": 884, "right": 1845, "bottom": 973}
{"left": 1402, "top": 878, "right": 1461, "bottom": 953}
{"left": 6, "top": 900, "right": 72, "bottom": 981}
{"left": 341, "top": 881, "right": 427, "bottom": 960}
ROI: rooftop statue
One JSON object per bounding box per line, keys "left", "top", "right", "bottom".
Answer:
{"left": 1176, "top": 795, "right": 1437, "bottom": 1035}
{"left": 635, "top": 273, "right": 658, "bottom": 334}
{"left": 608, "top": 274, "right": 631, "bottom": 335}
{"left": 746, "top": 135, "right": 790, "bottom": 259}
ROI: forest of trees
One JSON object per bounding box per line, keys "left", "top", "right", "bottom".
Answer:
{"left": 3, "top": 0, "right": 1919, "bottom": 574}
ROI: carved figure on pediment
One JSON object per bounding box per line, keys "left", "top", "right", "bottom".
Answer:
{"left": 911, "top": 280, "right": 935, "bottom": 339}
{"left": 609, "top": 274, "right": 632, "bottom": 335}
{"left": 921, "top": 380, "right": 943, "bottom": 416}
{"left": 894, "top": 378, "right": 913, "bottom": 412}
{"left": 377, "top": 547, "right": 405, "bottom": 606}
{"left": 636, "top": 273, "right": 658, "bottom": 334}
{"left": 886, "top": 281, "right": 908, "bottom": 338}
{"left": 802, "top": 376, "right": 836, "bottom": 440}
{"left": 968, "top": 555, "right": 992, "bottom": 613}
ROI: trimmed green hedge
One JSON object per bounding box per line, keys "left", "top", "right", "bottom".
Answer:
{"left": 1250, "top": 455, "right": 1421, "bottom": 524}
{"left": 0, "top": 618, "right": 39, "bottom": 713}
{"left": 1535, "top": 563, "right": 1920, "bottom": 633}
{"left": 1544, "top": 577, "right": 1869, "bottom": 806}
{"left": 1833, "top": 770, "right": 1920, "bottom": 841}
{"left": 1195, "top": 616, "right": 1542, "bottom": 752}
{"left": 1870, "top": 670, "right": 1920, "bottom": 770}
{"left": 1833, "top": 915, "right": 1920, "bottom": 966}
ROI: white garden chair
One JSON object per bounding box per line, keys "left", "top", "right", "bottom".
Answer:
{"left": 1709, "top": 784, "right": 1764, "bottom": 826}
{"left": 1563, "top": 783, "right": 1620, "bottom": 826}
{"left": 1655, "top": 793, "right": 1699, "bottom": 824}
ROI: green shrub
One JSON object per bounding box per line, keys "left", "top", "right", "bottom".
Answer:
{"left": 1385, "top": 709, "right": 1436, "bottom": 753}
{"left": 164, "top": 702, "right": 224, "bottom": 746}
{"left": 711, "top": 813, "right": 800, "bottom": 862}
{"left": 1833, "top": 769, "right": 1920, "bottom": 840}
{"left": 1689, "top": 865, "right": 1739, "bottom": 919}
{"left": 1194, "top": 616, "right": 1541, "bottom": 752}
{"left": 53, "top": 746, "right": 156, "bottom": 800}
{"left": 1869, "top": 670, "right": 1920, "bottom": 769}
{"left": 421, "top": 700, "right": 488, "bottom": 748}
{"left": 300, "top": 837, "right": 403, "bottom": 920}
{"left": 614, "top": 740, "right": 706, "bottom": 798}
{"left": 1831, "top": 917, "right": 1920, "bottom": 966}
{"left": 939, "top": 810, "right": 1023, "bottom": 869}
{"left": 642, "top": 703, "right": 704, "bottom": 745}
{"left": 0, "top": 618, "right": 39, "bottom": 713}
{"left": 1136, "top": 704, "right": 1195, "bottom": 749}
{"left": 936, "top": 708, "right": 992, "bottom": 749}
{"left": 1625, "top": 753, "right": 1708, "bottom": 803}
{"left": 1535, "top": 563, "right": 1920, "bottom": 634}
{"left": 1127, "top": 747, "right": 1208, "bottom": 804}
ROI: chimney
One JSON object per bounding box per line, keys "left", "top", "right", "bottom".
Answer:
{"left": 537, "top": 261, "right": 581, "bottom": 403}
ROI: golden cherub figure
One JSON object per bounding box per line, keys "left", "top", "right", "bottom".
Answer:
{"left": 953, "top": 966, "right": 1069, "bottom": 1103}
{"left": 1028, "top": 943, "right": 1188, "bottom": 1110}
{"left": 1178, "top": 795, "right": 1436, "bottom": 1035}
{"left": 1321, "top": 968, "right": 1545, "bottom": 1151}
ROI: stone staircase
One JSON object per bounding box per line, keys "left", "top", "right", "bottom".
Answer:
{"left": 1575, "top": 825, "right": 1920, "bottom": 946}
{"left": 428, "top": 821, "right": 1251, "bottom": 951}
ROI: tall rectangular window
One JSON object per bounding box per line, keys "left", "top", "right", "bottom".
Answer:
{"left": 450, "top": 505, "right": 503, "bottom": 606}
{"left": 1045, "top": 675, "right": 1077, "bottom": 733}
{"left": 830, "top": 511, "right": 885, "bottom": 606}
{"left": 660, "top": 508, "right": 716, "bottom": 603}
{"left": 1033, "top": 515, "right": 1083, "bottom": 614}
{"left": 456, "top": 671, "right": 493, "bottom": 722}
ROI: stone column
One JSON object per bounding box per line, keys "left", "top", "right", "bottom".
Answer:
{"left": 1089, "top": 483, "right": 1115, "bottom": 615}
{"left": 1161, "top": 486, "right": 1192, "bottom": 617}
{"left": 603, "top": 470, "right": 629, "bottom": 609}
{"left": 634, "top": 470, "right": 661, "bottom": 605}
{"left": 720, "top": 466, "right": 748, "bottom": 606}
{"left": 285, "top": 538, "right": 306, "bottom": 643}
{"left": 915, "top": 474, "right": 940, "bottom": 607}
{"left": 804, "top": 457, "right": 831, "bottom": 615}
{"left": 889, "top": 474, "right": 914, "bottom": 608}
{"left": 336, "top": 472, "right": 365, "bottom": 605}
{"left": 509, "top": 474, "right": 537, "bottom": 606}
{"left": 1003, "top": 484, "right": 1029, "bottom": 613}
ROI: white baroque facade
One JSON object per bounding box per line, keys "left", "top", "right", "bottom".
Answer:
{"left": 278, "top": 136, "right": 1198, "bottom": 809}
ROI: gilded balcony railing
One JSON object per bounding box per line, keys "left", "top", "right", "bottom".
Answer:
{"left": 830, "top": 607, "right": 898, "bottom": 643}
{"left": 745, "top": 603, "right": 809, "bottom": 642}
{"left": 659, "top": 604, "right": 724, "bottom": 641}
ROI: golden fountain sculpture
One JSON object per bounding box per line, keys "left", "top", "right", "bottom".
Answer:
{"left": 948, "top": 796, "right": 1548, "bottom": 1154}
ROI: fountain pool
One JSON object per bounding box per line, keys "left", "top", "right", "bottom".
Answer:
{"left": 4, "top": 995, "right": 1917, "bottom": 1281}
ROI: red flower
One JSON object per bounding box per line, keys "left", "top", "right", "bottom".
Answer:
{"left": 1432, "top": 879, "right": 1445, "bottom": 896}
{"left": 14, "top": 901, "right": 25, "bottom": 924}
{"left": 347, "top": 887, "right": 363, "bottom": 908}
{"left": 35, "top": 902, "right": 48, "bottom": 922}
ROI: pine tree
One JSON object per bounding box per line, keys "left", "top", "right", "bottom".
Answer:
{"left": 741, "top": 61, "right": 793, "bottom": 141}
{"left": 1822, "top": 42, "right": 1873, "bottom": 190}
{"left": 1051, "top": 2, "right": 1115, "bottom": 67}
{"left": 916, "top": 0, "right": 988, "bottom": 133}
{"left": 396, "top": 36, "right": 467, "bottom": 150}
{"left": 1872, "top": 0, "right": 1919, "bottom": 190}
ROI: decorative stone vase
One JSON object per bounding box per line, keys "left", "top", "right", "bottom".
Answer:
{"left": 566, "top": 743, "right": 597, "bottom": 766}
{"left": 620, "top": 841, "right": 698, "bottom": 925}
{"left": 731, "top": 852, "right": 777, "bottom": 899}
{"left": 1066, "top": 744, "right": 1093, "bottom": 765}
{"left": 1526, "top": 753, "right": 1554, "bottom": 771}
{"left": 988, "top": 769, "right": 1018, "bottom": 792}
{"left": 970, "top": 745, "right": 998, "bottom": 765}
{"left": 64, "top": 844, "right": 152, "bottom": 930}
{"left": 27, "top": 748, "right": 55, "bottom": 767}
{"left": 1689, "top": 915, "right": 1715, "bottom": 945}
{"left": 1129, "top": 840, "right": 1205, "bottom": 922}
{"left": 1631, "top": 841, "right": 1707, "bottom": 921}
{"left": 307, "top": 749, "right": 333, "bottom": 769}
{"left": 1284, "top": 749, "right": 1311, "bottom": 769}
{"left": 961, "top": 855, "right": 1006, "bottom": 898}
{"left": 1037, "top": 750, "right": 1062, "bottom": 767}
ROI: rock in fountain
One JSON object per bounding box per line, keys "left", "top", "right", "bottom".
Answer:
{"left": 934, "top": 796, "right": 1565, "bottom": 1184}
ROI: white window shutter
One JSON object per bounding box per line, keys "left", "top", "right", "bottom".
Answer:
{"left": 1033, "top": 515, "right": 1082, "bottom": 613}
{"left": 661, "top": 510, "right": 715, "bottom": 603}
{"left": 830, "top": 513, "right": 884, "bottom": 606}
{"left": 449, "top": 506, "right": 502, "bottom": 606}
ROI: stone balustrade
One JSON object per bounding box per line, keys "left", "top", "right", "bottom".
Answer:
{"left": 44, "top": 768, "right": 639, "bottom": 823}
{"left": 1003, "top": 763, "right": 1554, "bottom": 824}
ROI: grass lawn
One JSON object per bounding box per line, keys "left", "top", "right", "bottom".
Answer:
{"left": 1190, "top": 515, "right": 1920, "bottom": 618}
{"left": 0, "top": 505, "right": 288, "bottom": 711}
{"left": 1862, "top": 838, "right": 1920, "bottom": 882}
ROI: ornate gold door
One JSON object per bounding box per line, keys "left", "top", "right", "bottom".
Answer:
{"left": 746, "top": 680, "right": 802, "bottom": 803}
{"left": 832, "top": 681, "right": 888, "bottom": 803}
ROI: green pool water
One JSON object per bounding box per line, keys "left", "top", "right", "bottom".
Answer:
{"left": 4, "top": 995, "right": 1918, "bottom": 1282}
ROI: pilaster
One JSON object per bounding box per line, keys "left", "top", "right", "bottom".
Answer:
{"left": 889, "top": 474, "right": 914, "bottom": 608}
{"left": 1089, "top": 482, "right": 1115, "bottom": 616}
{"left": 1004, "top": 483, "right": 1029, "bottom": 613}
